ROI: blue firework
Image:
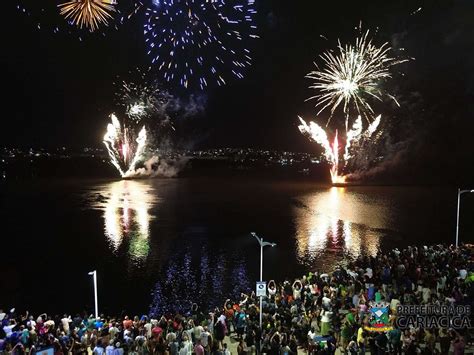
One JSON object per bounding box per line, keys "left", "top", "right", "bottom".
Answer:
{"left": 144, "top": 0, "right": 258, "bottom": 90}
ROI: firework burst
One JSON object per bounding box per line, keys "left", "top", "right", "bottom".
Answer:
{"left": 115, "top": 69, "right": 172, "bottom": 123}
{"left": 16, "top": 0, "right": 126, "bottom": 36}
{"left": 298, "top": 115, "right": 381, "bottom": 184}
{"left": 103, "top": 114, "right": 148, "bottom": 178}
{"left": 307, "top": 30, "right": 407, "bottom": 127}
{"left": 143, "top": 0, "right": 258, "bottom": 89}
{"left": 58, "top": 0, "right": 118, "bottom": 32}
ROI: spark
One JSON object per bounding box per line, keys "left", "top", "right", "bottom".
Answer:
{"left": 58, "top": 0, "right": 117, "bottom": 32}
{"left": 115, "top": 70, "right": 171, "bottom": 123}
{"left": 298, "top": 116, "right": 340, "bottom": 184}
{"left": 411, "top": 7, "right": 422, "bottom": 16}
{"left": 298, "top": 115, "right": 382, "bottom": 184}
{"left": 103, "top": 114, "right": 148, "bottom": 178}
{"left": 306, "top": 30, "right": 407, "bottom": 127}
{"left": 128, "top": 103, "right": 146, "bottom": 119}
{"left": 344, "top": 116, "right": 363, "bottom": 162}
{"left": 365, "top": 114, "right": 381, "bottom": 138}
{"left": 144, "top": 0, "right": 258, "bottom": 89}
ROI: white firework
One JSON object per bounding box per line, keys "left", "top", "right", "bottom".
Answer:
{"left": 103, "top": 113, "right": 148, "bottom": 178}
{"left": 307, "top": 30, "right": 407, "bottom": 127}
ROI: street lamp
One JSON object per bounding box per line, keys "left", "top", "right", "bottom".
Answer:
{"left": 250, "top": 232, "right": 276, "bottom": 330}
{"left": 88, "top": 270, "right": 98, "bottom": 319}
{"left": 455, "top": 189, "right": 474, "bottom": 247}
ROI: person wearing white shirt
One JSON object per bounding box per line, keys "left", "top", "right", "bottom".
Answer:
{"left": 365, "top": 268, "right": 373, "bottom": 279}
{"left": 268, "top": 280, "right": 277, "bottom": 297}
{"left": 320, "top": 309, "right": 333, "bottom": 336}
{"left": 3, "top": 322, "right": 16, "bottom": 338}
{"left": 422, "top": 287, "right": 431, "bottom": 304}
{"left": 144, "top": 322, "right": 152, "bottom": 339}
{"left": 182, "top": 333, "right": 193, "bottom": 355}
{"left": 179, "top": 343, "right": 188, "bottom": 355}
{"left": 437, "top": 275, "right": 447, "bottom": 292}
{"left": 61, "top": 315, "right": 71, "bottom": 335}
{"left": 223, "top": 342, "right": 231, "bottom": 355}
{"left": 352, "top": 293, "right": 360, "bottom": 308}
{"left": 307, "top": 328, "right": 316, "bottom": 344}
{"left": 201, "top": 328, "right": 211, "bottom": 349}
{"left": 194, "top": 324, "right": 204, "bottom": 341}
{"left": 322, "top": 295, "right": 332, "bottom": 308}
{"left": 292, "top": 280, "right": 302, "bottom": 300}
{"left": 167, "top": 330, "right": 177, "bottom": 343}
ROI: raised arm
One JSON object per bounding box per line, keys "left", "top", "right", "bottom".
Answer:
{"left": 240, "top": 293, "right": 249, "bottom": 305}
{"left": 292, "top": 280, "right": 302, "bottom": 289}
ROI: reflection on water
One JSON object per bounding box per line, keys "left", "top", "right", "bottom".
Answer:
{"left": 89, "top": 180, "right": 158, "bottom": 264}
{"left": 150, "top": 244, "right": 250, "bottom": 317}
{"left": 295, "top": 187, "right": 385, "bottom": 268}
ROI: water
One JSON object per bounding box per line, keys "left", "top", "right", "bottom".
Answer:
{"left": 1, "top": 178, "right": 472, "bottom": 316}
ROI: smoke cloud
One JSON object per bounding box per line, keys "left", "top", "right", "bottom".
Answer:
{"left": 125, "top": 155, "right": 189, "bottom": 178}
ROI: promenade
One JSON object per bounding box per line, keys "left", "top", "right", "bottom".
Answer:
{"left": 1, "top": 243, "right": 472, "bottom": 354}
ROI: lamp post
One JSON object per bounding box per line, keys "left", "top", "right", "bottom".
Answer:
{"left": 456, "top": 189, "right": 474, "bottom": 247}
{"left": 88, "top": 270, "right": 98, "bottom": 319}
{"left": 250, "top": 232, "right": 276, "bottom": 330}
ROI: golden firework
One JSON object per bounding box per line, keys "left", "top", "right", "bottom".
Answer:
{"left": 58, "top": 0, "right": 117, "bottom": 32}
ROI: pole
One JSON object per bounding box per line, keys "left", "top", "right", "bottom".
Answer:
{"left": 259, "top": 240, "right": 263, "bottom": 329}
{"left": 89, "top": 270, "right": 98, "bottom": 319}
{"left": 456, "top": 189, "right": 461, "bottom": 248}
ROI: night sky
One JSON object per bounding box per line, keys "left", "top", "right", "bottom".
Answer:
{"left": 3, "top": 0, "right": 474, "bottom": 183}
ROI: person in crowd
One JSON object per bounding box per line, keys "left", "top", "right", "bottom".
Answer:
{"left": 0, "top": 243, "right": 471, "bottom": 354}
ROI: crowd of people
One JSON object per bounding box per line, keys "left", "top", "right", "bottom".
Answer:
{"left": 1, "top": 243, "right": 473, "bottom": 354}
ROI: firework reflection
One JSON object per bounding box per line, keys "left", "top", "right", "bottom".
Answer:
{"left": 92, "top": 180, "right": 157, "bottom": 264}
{"left": 295, "top": 187, "right": 384, "bottom": 269}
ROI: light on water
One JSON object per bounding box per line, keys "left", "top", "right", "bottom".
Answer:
{"left": 90, "top": 180, "right": 158, "bottom": 264}
{"left": 2, "top": 179, "right": 462, "bottom": 313}
{"left": 295, "top": 186, "right": 385, "bottom": 268}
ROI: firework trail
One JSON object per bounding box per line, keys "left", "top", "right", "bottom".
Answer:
{"left": 343, "top": 114, "right": 381, "bottom": 163}
{"left": 143, "top": 0, "right": 258, "bottom": 89}
{"left": 103, "top": 114, "right": 148, "bottom": 178}
{"left": 298, "top": 115, "right": 381, "bottom": 184}
{"left": 306, "top": 29, "right": 407, "bottom": 128}
{"left": 298, "top": 117, "right": 341, "bottom": 184}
